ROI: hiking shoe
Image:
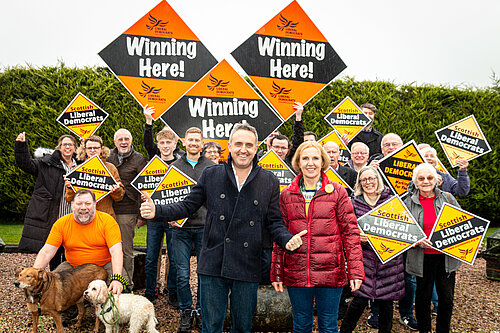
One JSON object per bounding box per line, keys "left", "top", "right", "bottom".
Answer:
{"left": 168, "top": 293, "right": 179, "bottom": 309}
{"left": 399, "top": 316, "right": 418, "bottom": 331}
{"left": 432, "top": 305, "right": 438, "bottom": 316}
{"left": 145, "top": 293, "right": 157, "bottom": 304}
{"left": 178, "top": 309, "right": 194, "bottom": 333}
{"left": 367, "top": 312, "right": 379, "bottom": 329}
{"left": 193, "top": 309, "right": 202, "bottom": 331}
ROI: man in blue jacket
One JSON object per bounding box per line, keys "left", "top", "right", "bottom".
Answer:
{"left": 141, "top": 122, "right": 306, "bottom": 333}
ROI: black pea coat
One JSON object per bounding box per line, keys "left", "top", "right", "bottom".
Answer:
{"left": 154, "top": 155, "right": 293, "bottom": 283}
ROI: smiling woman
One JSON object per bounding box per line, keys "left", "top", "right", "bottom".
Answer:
{"left": 271, "top": 141, "right": 364, "bottom": 332}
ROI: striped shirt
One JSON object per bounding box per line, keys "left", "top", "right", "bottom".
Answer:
{"left": 58, "top": 159, "right": 76, "bottom": 218}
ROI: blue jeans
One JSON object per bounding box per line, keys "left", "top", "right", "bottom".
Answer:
{"left": 287, "top": 286, "right": 343, "bottom": 333}
{"left": 199, "top": 274, "right": 259, "bottom": 333}
{"left": 172, "top": 227, "right": 203, "bottom": 310}
{"left": 145, "top": 221, "right": 177, "bottom": 296}
{"left": 399, "top": 271, "right": 417, "bottom": 318}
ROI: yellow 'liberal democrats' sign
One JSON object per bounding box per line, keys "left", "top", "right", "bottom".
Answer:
{"left": 379, "top": 140, "right": 425, "bottom": 196}
{"left": 57, "top": 93, "right": 108, "bottom": 139}
{"left": 435, "top": 115, "right": 491, "bottom": 167}
{"left": 357, "top": 196, "right": 426, "bottom": 264}
{"left": 429, "top": 203, "right": 489, "bottom": 265}
{"left": 131, "top": 156, "right": 170, "bottom": 196}
{"left": 150, "top": 165, "right": 196, "bottom": 227}
{"left": 324, "top": 97, "right": 370, "bottom": 142}
{"left": 65, "top": 156, "right": 118, "bottom": 202}
{"left": 325, "top": 167, "right": 353, "bottom": 194}
{"left": 258, "top": 150, "right": 296, "bottom": 192}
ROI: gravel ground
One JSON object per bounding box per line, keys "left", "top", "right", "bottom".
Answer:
{"left": 2, "top": 253, "right": 499, "bottom": 332}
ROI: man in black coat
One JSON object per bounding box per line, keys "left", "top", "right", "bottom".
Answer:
{"left": 323, "top": 141, "right": 357, "bottom": 190}
{"left": 141, "top": 123, "right": 306, "bottom": 333}
{"left": 348, "top": 103, "right": 383, "bottom": 158}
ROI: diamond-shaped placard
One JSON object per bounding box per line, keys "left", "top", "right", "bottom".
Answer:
{"left": 150, "top": 165, "right": 196, "bottom": 227}
{"left": 65, "top": 156, "right": 118, "bottom": 203}
{"left": 357, "top": 196, "right": 426, "bottom": 264}
{"left": 258, "top": 150, "right": 296, "bottom": 191}
{"left": 56, "top": 93, "right": 108, "bottom": 139}
{"left": 161, "top": 59, "right": 283, "bottom": 161}
{"left": 378, "top": 140, "right": 426, "bottom": 196}
{"left": 317, "top": 129, "right": 351, "bottom": 166}
{"left": 325, "top": 167, "right": 353, "bottom": 194}
{"left": 429, "top": 203, "right": 489, "bottom": 265}
{"left": 131, "top": 156, "right": 170, "bottom": 196}
{"left": 231, "top": 0, "right": 346, "bottom": 121}
{"left": 99, "top": 0, "right": 217, "bottom": 120}
{"left": 323, "top": 96, "right": 370, "bottom": 142}
{"left": 435, "top": 115, "right": 491, "bottom": 168}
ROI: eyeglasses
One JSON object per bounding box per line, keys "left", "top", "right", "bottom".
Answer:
{"left": 360, "top": 177, "right": 377, "bottom": 184}
{"left": 205, "top": 150, "right": 220, "bottom": 155}
{"left": 417, "top": 176, "right": 434, "bottom": 182}
{"left": 352, "top": 152, "right": 368, "bottom": 156}
{"left": 61, "top": 143, "right": 74, "bottom": 147}
{"left": 86, "top": 146, "right": 102, "bottom": 151}
{"left": 383, "top": 142, "right": 401, "bottom": 147}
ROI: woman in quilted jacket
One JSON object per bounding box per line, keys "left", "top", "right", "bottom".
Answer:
{"left": 271, "top": 141, "right": 364, "bottom": 333}
{"left": 340, "top": 166, "right": 405, "bottom": 333}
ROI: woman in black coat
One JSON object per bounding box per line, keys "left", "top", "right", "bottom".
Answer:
{"left": 14, "top": 132, "right": 77, "bottom": 270}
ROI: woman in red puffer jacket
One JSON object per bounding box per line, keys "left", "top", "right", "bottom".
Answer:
{"left": 271, "top": 141, "right": 364, "bottom": 333}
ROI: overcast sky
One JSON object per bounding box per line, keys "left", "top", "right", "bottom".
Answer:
{"left": 1, "top": 0, "right": 499, "bottom": 88}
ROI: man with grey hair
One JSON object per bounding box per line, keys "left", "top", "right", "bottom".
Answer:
{"left": 322, "top": 141, "right": 357, "bottom": 189}
{"left": 347, "top": 142, "right": 370, "bottom": 172}
{"left": 107, "top": 128, "right": 147, "bottom": 289}
{"left": 140, "top": 122, "right": 307, "bottom": 333}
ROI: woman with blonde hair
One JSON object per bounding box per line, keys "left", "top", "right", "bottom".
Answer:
{"left": 271, "top": 141, "right": 364, "bottom": 333}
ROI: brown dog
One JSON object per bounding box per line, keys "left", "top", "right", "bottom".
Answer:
{"left": 15, "top": 263, "right": 107, "bottom": 333}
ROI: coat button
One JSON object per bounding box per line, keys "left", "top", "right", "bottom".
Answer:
{"left": 225, "top": 237, "right": 230, "bottom": 243}
{"left": 249, "top": 221, "right": 255, "bottom": 227}
{"left": 220, "top": 215, "right": 225, "bottom": 221}
{"left": 243, "top": 242, "right": 248, "bottom": 248}
{"left": 254, "top": 200, "right": 259, "bottom": 206}
{"left": 220, "top": 193, "right": 225, "bottom": 199}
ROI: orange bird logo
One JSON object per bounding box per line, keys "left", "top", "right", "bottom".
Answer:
{"left": 377, "top": 243, "right": 395, "bottom": 256}
{"left": 459, "top": 248, "right": 473, "bottom": 259}
{"left": 139, "top": 81, "right": 162, "bottom": 97}
{"left": 277, "top": 14, "right": 299, "bottom": 31}
{"left": 146, "top": 14, "right": 168, "bottom": 30}
{"left": 403, "top": 149, "right": 417, "bottom": 159}
{"left": 207, "top": 75, "right": 229, "bottom": 91}
{"left": 270, "top": 82, "right": 292, "bottom": 98}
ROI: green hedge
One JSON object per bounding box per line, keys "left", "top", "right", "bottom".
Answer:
{"left": 1, "top": 65, "right": 498, "bottom": 225}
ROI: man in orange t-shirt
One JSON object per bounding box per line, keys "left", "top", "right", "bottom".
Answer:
{"left": 33, "top": 189, "right": 127, "bottom": 295}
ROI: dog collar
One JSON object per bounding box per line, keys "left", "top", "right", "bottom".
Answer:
{"left": 100, "top": 303, "right": 112, "bottom": 314}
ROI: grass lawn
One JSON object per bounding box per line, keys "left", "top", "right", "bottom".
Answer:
{"left": 1, "top": 224, "right": 498, "bottom": 248}
{"left": 0, "top": 224, "right": 148, "bottom": 246}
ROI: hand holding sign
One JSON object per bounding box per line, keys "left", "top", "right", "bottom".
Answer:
{"left": 456, "top": 159, "right": 469, "bottom": 171}
{"left": 143, "top": 104, "right": 155, "bottom": 125}
{"left": 416, "top": 238, "right": 433, "bottom": 249}
{"left": 140, "top": 192, "right": 156, "bottom": 220}
{"left": 285, "top": 230, "right": 307, "bottom": 251}
{"left": 16, "top": 132, "right": 26, "bottom": 142}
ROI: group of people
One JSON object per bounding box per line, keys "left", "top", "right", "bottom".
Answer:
{"left": 15, "top": 100, "right": 473, "bottom": 333}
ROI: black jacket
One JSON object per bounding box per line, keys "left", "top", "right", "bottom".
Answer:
{"left": 338, "top": 165, "right": 358, "bottom": 189}
{"left": 154, "top": 154, "right": 294, "bottom": 282}
{"left": 349, "top": 127, "right": 383, "bottom": 158}
{"left": 15, "top": 141, "right": 69, "bottom": 252}
{"left": 171, "top": 155, "right": 214, "bottom": 228}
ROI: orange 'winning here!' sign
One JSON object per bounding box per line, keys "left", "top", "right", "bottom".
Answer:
{"left": 231, "top": 0, "right": 346, "bottom": 121}
{"left": 99, "top": 0, "right": 217, "bottom": 120}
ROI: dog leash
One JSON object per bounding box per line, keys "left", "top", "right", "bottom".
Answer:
{"left": 100, "top": 291, "right": 120, "bottom": 332}
{"left": 36, "top": 303, "right": 48, "bottom": 333}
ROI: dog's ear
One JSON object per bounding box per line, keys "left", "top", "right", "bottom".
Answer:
{"left": 97, "top": 281, "right": 109, "bottom": 304}
{"left": 16, "top": 267, "right": 24, "bottom": 275}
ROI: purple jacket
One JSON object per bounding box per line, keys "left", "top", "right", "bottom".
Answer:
{"left": 351, "top": 187, "right": 405, "bottom": 301}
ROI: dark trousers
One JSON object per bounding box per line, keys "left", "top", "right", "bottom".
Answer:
{"left": 415, "top": 254, "right": 455, "bottom": 333}
{"left": 340, "top": 297, "right": 393, "bottom": 333}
